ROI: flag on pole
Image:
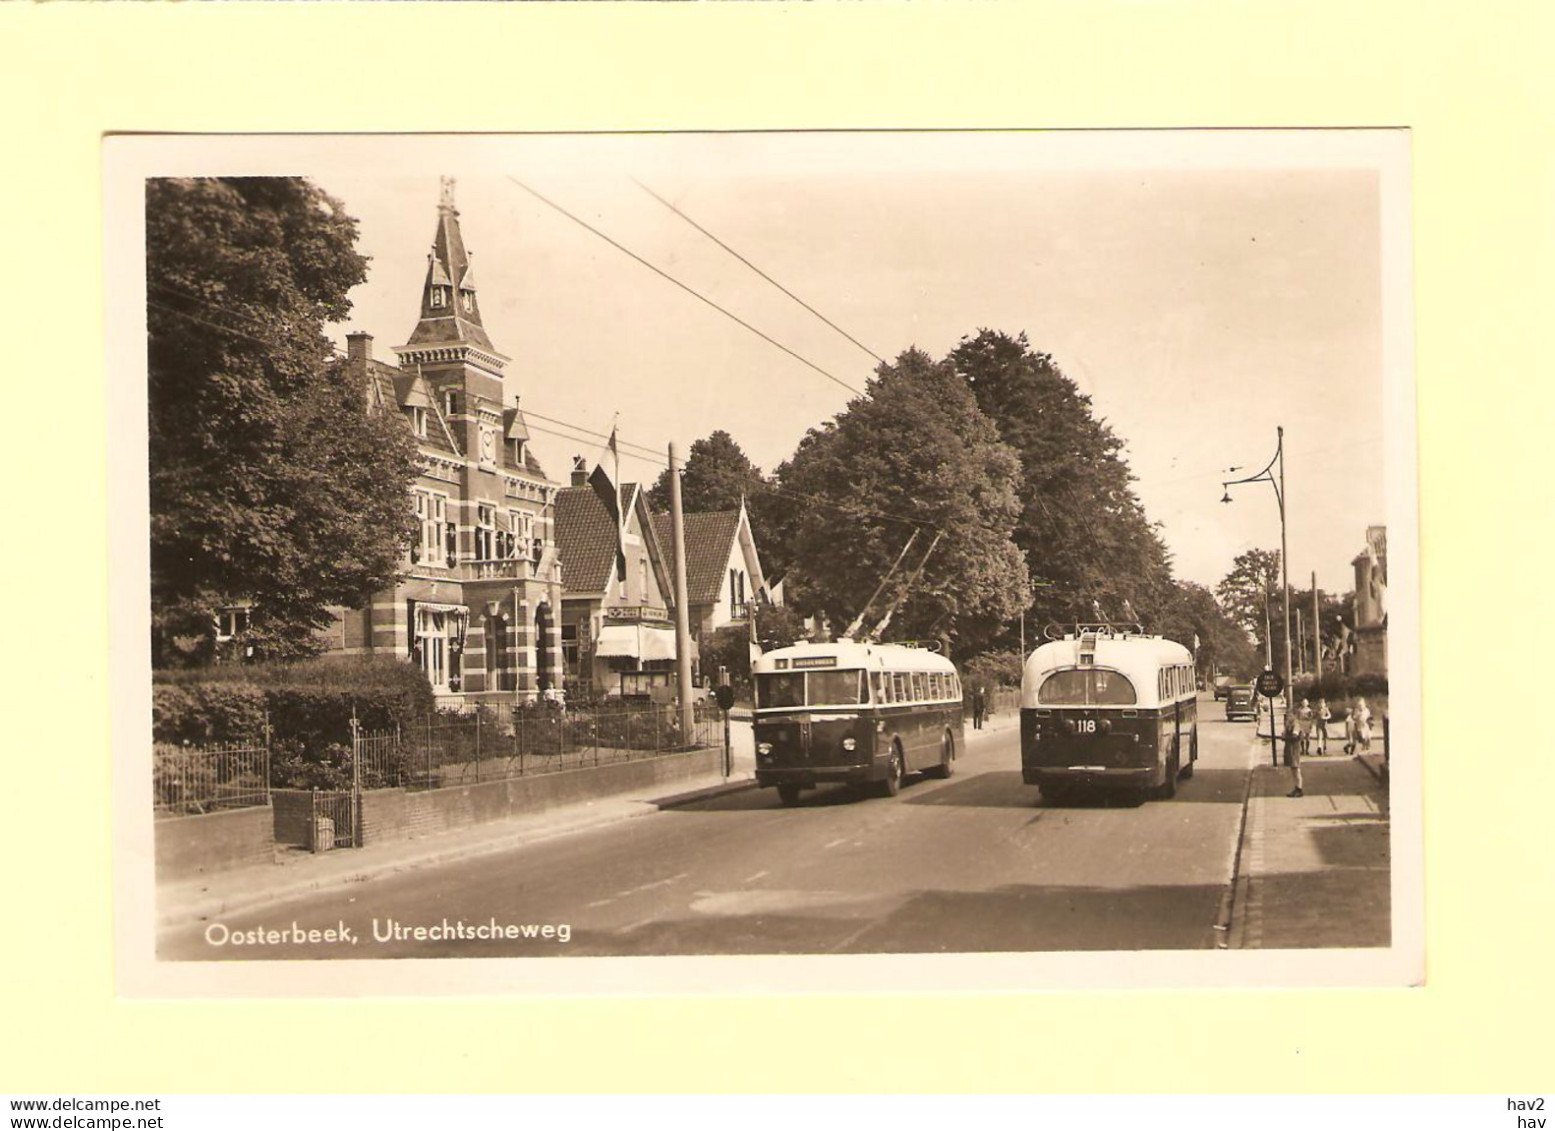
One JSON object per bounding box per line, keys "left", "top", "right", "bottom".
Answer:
{"left": 589, "top": 425, "right": 627, "bottom": 582}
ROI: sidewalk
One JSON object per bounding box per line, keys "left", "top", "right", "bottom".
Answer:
{"left": 1228, "top": 754, "right": 1391, "bottom": 949}
{"left": 158, "top": 741, "right": 758, "bottom": 933}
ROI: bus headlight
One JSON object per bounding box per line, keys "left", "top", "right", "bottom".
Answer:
{"left": 756, "top": 742, "right": 772, "bottom": 756}
{"left": 841, "top": 737, "right": 857, "bottom": 751}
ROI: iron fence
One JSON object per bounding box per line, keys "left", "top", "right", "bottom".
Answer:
{"left": 153, "top": 737, "right": 270, "bottom": 817}
{"left": 360, "top": 703, "right": 723, "bottom": 790}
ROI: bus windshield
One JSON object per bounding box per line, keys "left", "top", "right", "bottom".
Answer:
{"left": 756, "top": 672, "right": 805, "bottom": 709}
{"left": 756, "top": 669, "right": 866, "bottom": 708}
{"left": 808, "top": 669, "right": 865, "bottom": 706}
{"left": 1038, "top": 669, "right": 1137, "bottom": 706}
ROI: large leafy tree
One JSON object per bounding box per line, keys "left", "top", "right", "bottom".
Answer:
{"left": 950, "top": 330, "right": 1174, "bottom": 636}
{"left": 147, "top": 177, "right": 420, "bottom": 664}
{"left": 1215, "top": 547, "right": 1283, "bottom": 663}
{"left": 768, "top": 348, "right": 1030, "bottom": 658}
{"left": 645, "top": 429, "right": 767, "bottom": 516}
{"left": 1154, "top": 581, "right": 1258, "bottom": 680}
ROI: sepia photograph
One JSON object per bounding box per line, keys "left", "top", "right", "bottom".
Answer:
{"left": 107, "top": 130, "right": 1420, "bottom": 994}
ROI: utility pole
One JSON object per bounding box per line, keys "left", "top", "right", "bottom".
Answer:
{"left": 1279, "top": 426, "right": 1293, "bottom": 700}
{"left": 668, "top": 442, "right": 695, "bottom": 740}
{"left": 1312, "top": 571, "right": 1323, "bottom": 679}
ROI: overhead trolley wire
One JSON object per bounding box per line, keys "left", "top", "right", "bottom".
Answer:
{"left": 504, "top": 175, "right": 867, "bottom": 399}
{"left": 631, "top": 177, "right": 885, "bottom": 365}
{"left": 148, "top": 286, "right": 934, "bottom": 533}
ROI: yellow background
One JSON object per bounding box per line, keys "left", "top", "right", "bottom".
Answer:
{"left": 3, "top": 0, "right": 1550, "bottom": 1093}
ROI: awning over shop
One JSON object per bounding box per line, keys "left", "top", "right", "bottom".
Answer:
{"left": 593, "top": 624, "right": 680, "bottom": 661}
{"left": 639, "top": 627, "right": 677, "bottom": 662}
{"left": 594, "top": 624, "right": 642, "bottom": 659}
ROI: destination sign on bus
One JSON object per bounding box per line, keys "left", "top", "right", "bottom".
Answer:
{"left": 789, "top": 656, "right": 839, "bottom": 670}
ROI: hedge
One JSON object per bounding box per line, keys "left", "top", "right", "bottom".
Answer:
{"left": 152, "top": 656, "right": 435, "bottom": 749}
{"left": 1291, "top": 672, "right": 1389, "bottom": 703}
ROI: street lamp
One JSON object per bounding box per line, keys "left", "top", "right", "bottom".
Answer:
{"left": 1222, "top": 426, "right": 1293, "bottom": 702}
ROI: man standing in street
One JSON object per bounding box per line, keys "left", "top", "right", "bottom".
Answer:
{"left": 971, "top": 685, "right": 987, "bottom": 730}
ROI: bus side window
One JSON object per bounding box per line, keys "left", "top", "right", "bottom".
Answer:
{"left": 873, "top": 672, "right": 889, "bottom": 704}
{"left": 892, "top": 673, "right": 907, "bottom": 702}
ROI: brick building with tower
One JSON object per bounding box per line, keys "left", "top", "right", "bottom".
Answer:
{"left": 319, "top": 179, "right": 564, "bottom": 705}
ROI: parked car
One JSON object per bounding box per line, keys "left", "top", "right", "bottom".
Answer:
{"left": 1224, "top": 684, "right": 1257, "bottom": 721}
{"left": 1212, "top": 675, "right": 1234, "bottom": 701}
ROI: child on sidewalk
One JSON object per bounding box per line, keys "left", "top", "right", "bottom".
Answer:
{"left": 1284, "top": 710, "right": 1304, "bottom": 798}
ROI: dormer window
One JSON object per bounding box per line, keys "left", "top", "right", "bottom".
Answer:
{"left": 461, "top": 290, "right": 474, "bottom": 313}
{"left": 430, "top": 287, "right": 447, "bottom": 309}
{"left": 410, "top": 406, "right": 427, "bottom": 438}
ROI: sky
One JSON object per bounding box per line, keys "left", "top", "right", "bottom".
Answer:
{"left": 302, "top": 131, "right": 1397, "bottom": 595}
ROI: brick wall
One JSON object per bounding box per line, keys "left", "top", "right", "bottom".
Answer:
{"left": 155, "top": 806, "right": 275, "bottom": 881}
{"left": 270, "top": 790, "right": 316, "bottom": 847}
{"left": 357, "top": 747, "right": 721, "bottom": 845}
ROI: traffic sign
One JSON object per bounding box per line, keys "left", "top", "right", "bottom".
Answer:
{"left": 713, "top": 685, "right": 736, "bottom": 712}
{"left": 1255, "top": 670, "right": 1285, "bottom": 698}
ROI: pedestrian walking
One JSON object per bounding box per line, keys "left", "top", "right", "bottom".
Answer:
{"left": 1352, "top": 696, "right": 1373, "bottom": 753}
{"left": 1284, "top": 709, "right": 1304, "bottom": 798}
{"left": 971, "top": 685, "right": 987, "bottom": 730}
{"left": 1315, "top": 697, "right": 1332, "bottom": 755}
{"left": 1295, "top": 698, "right": 1316, "bottom": 758}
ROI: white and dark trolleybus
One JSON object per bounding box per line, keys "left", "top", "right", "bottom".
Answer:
{"left": 753, "top": 641, "right": 964, "bottom": 805}
{"left": 1019, "top": 622, "right": 1198, "bottom": 804}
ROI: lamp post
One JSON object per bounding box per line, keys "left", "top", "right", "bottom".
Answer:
{"left": 1222, "top": 426, "right": 1293, "bottom": 705}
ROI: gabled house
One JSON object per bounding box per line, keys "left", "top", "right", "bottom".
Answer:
{"left": 554, "top": 463, "right": 682, "bottom": 700}
{"left": 651, "top": 499, "right": 774, "bottom": 670}
{"left": 320, "top": 178, "right": 565, "bottom": 705}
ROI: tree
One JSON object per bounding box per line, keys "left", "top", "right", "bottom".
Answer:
{"left": 646, "top": 429, "right": 767, "bottom": 515}
{"left": 147, "top": 177, "right": 421, "bottom": 664}
{"left": 1215, "top": 548, "right": 1283, "bottom": 664}
{"left": 1154, "top": 581, "right": 1258, "bottom": 680}
{"left": 768, "top": 348, "right": 1031, "bottom": 658}
{"left": 950, "top": 330, "right": 1174, "bottom": 637}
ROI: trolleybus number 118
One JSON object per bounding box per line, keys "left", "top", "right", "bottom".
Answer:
{"left": 1075, "top": 719, "right": 1097, "bottom": 734}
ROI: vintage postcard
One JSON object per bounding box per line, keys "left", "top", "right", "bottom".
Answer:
{"left": 107, "top": 130, "right": 1421, "bottom": 997}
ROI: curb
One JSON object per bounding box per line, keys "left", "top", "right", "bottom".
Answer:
{"left": 1355, "top": 754, "right": 1389, "bottom": 785}
{"left": 158, "top": 775, "right": 757, "bottom": 933}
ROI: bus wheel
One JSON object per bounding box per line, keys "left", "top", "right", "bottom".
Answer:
{"left": 1158, "top": 752, "right": 1179, "bottom": 800}
{"left": 926, "top": 731, "right": 956, "bottom": 779}
{"left": 1180, "top": 732, "right": 1197, "bottom": 779}
{"left": 1040, "top": 782, "right": 1072, "bottom": 806}
{"left": 877, "top": 743, "right": 904, "bottom": 797}
{"left": 777, "top": 783, "right": 803, "bottom": 806}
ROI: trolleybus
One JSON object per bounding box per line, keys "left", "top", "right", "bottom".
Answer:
{"left": 753, "top": 641, "right": 964, "bottom": 805}
{"left": 1019, "top": 623, "right": 1197, "bottom": 803}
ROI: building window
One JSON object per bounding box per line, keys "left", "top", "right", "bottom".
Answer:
{"left": 430, "top": 287, "right": 446, "bottom": 309}
{"left": 214, "top": 606, "right": 251, "bottom": 641}
{"left": 445, "top": 390, "right": 459, "bottom": 418}
{"left": 414, "top": 491, "right": 449, "bottom": 565}
{"left": 475, "top": 503, "right": 496, "bottom": 561}
{"left": 461, "top": 290, "right": 474, "bottom": 313}
{"left": 638, "top": 558, "right": 649, "bottom": 603}
{"left": 410, "top": 406, "right": 427, "bottom": 438}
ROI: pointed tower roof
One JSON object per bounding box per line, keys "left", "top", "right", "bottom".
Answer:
{"left": 399, "top": 176, "right": 499, "bottom": 355}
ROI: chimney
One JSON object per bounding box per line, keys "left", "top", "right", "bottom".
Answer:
{"left": 346, "top": 332, "right": 373, "bottom": 374}
{"left": 571, "top": 455, "right": 588, "bottom": 488}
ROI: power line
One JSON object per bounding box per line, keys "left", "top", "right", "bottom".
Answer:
{"left": 632, "top": 178, "right": 885, "bottom": 364}
{"left": 149, "top": 275, "right": 937, "bottom": 532}
{"left": 504, "top": 175, "right": 866, "bottom": 399}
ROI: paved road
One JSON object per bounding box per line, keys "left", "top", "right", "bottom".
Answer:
{"left": 163, "top": 696, "right": 1259, "bottom": 960}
